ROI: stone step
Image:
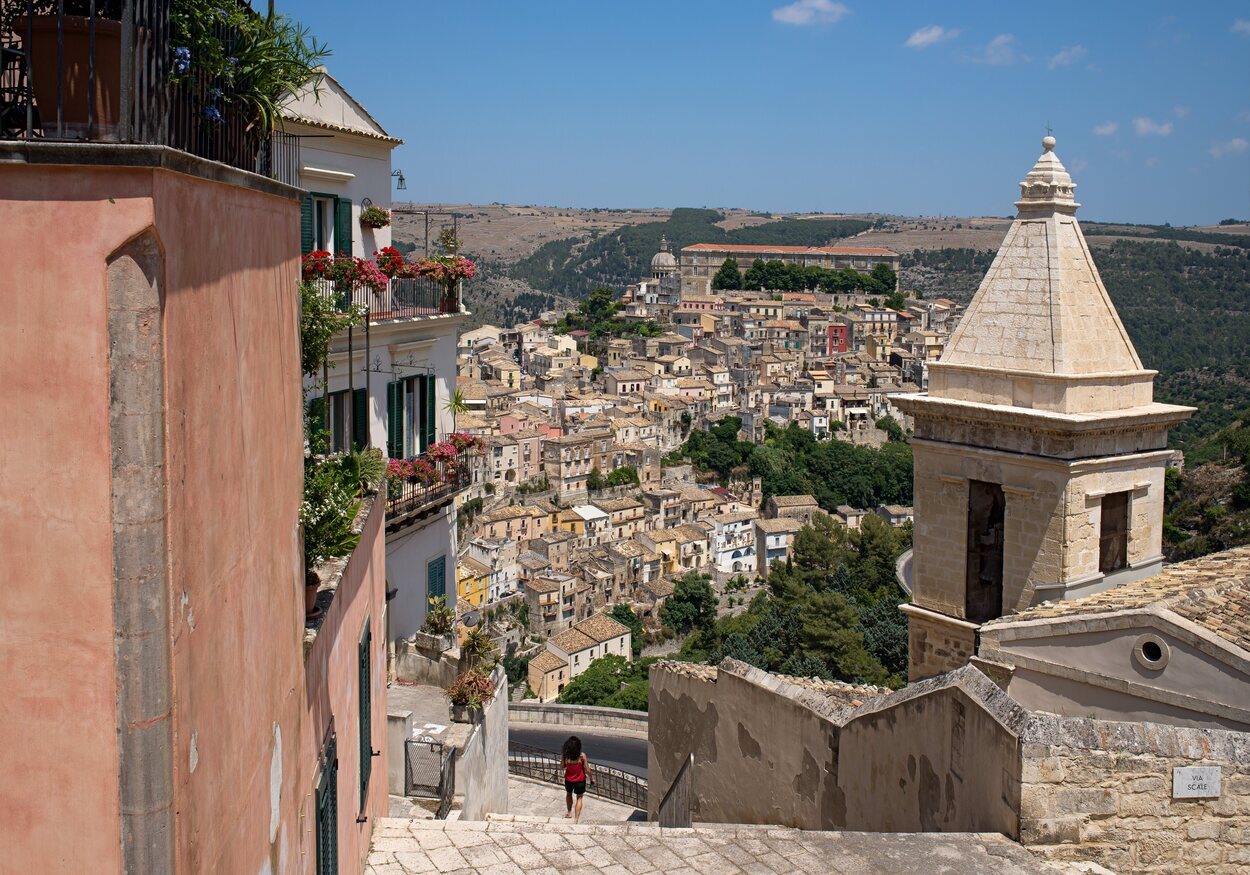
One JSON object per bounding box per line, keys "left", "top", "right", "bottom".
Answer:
{"left": 368, "top": 817, "right": 1105, "bottom": 874}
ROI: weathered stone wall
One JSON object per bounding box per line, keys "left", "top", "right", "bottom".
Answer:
{"left": 647, "top": 661, "right": 1022, "bottom": 835}
{"left": 458, "top": 667, "right": 510, "bottom": 820}
{"left": 508, "top": 702, "right": 649, "bottom": 734}
{"left": 904, "top": 606, "right": 978, "bottom": 681}
{"left": 1020, "top": 715, "right": 1250, "bottom": 873}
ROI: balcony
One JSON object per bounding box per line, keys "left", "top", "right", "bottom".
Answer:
{"left": 1, "top": 1, "right": 301, "bottom": 184}
{"left": 309, "top": 276, "right": 463, "bottom": 324}
{"left": 385, "top": 448, "right": 477, "bottom": 530}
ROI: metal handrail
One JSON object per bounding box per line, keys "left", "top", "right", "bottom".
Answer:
{"left": 507, "top": 741, "right": 647, "bottom": 810}
{"left": 657, "top": 753, "right": 693, "bottom": 828}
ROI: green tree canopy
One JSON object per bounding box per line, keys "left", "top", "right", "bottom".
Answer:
{"left": 610, "top": 604, "right": 645, "bottom": 658}
{"left": 661, "top": 573, "right": 718, "bottom": 633}
{"left": 712, "top": 257, "right": 743, "bottom": 290}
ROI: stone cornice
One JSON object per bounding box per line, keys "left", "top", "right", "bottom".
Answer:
{"left": 910, "top": 438, "right": 1175, "bottom": 472}
{"left": 894, "top": 393, "right": 1193, "bottom": 435}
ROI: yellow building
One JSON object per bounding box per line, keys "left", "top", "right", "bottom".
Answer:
{"left": 456, "top": 555, "right": 491, "bottom": 610}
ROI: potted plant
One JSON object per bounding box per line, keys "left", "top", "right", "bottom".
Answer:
{"left": 412, "top": 230, "right": 474, "bottom": 313}
{"left": 15, "top": 1, "right": 124, "bottom": 139}
{"left": 445, "top": 668, "right": 495, "bottom": 723}
{"left": 359, "top": 205, "right": 391, "bottom": 229}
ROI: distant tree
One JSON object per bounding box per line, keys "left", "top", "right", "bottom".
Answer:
{"left": 876, "top": 415, "right": 905, "bottom": 442}
{"left": 712, "top": 257, "right": 743, "bottom": 290}
{"left": 801, "top": 590, "right": 889, "bottom": 684}
{"left": 883, "top": 290, "right": 907, "bottom": 311}
{"left": 610, "top": 604, "right": 645, "bottom": 658}
{"left": 661, "top": 573, "right": 717, "bottom": 633}
{"left": 743, "top": 258, "right": 768, "bottom": 289}
{"left": 606, "top": 467, "right": 640, "bottom": 487}
{"left": 587, "top": 467, "right": 606, "bottom": 491}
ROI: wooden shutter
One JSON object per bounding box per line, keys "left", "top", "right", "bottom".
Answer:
{"left": 334, "top": 197, "right": 353, "bottom": 256}
{"left": 300, "top": 195, "right": 315, "bottom": 255}
{"left": 352, "top": 388, "right": 368, "bottom": 451}
{"left": 358, "top": 622, "right": 372, "bottom": 812}
{"left": 417, "top": 376, "right": 428, "bottom": 455}
{"left": 385, "top": 381, "right": 401, "bottom": 459}
{"left": 427, "top": 555, "right": 446, "bottom": 600}
{"left": 424, "top": 374, "right": 437, "bottom": 449}
{"left": 316, "top": 734, "right": 338, "bottom": 875}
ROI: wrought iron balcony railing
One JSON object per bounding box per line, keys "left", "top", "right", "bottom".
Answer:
{"left": 386, "top": 449, "right": 475, "bottom": 525}
{"left": 309, "top": 276, "right": 462, "bottom": 324}
{"left": 1, "top": 0, "right": 299, "bottom": 183}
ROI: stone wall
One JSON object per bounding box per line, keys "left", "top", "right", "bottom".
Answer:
{"left": 1020, "top": 715, "right": 1250, "bottom": 873}
{"left": 458, "top": 667, "right": 510, "bottom": 820}
{"left": 509, "top": 702, "right": 648, "bottom": 734}
{"left": 902, "top": 604, "right": 978, "bottom": 681}
{"left": 647, "top": 660, "right": 1021, "bottom": 834}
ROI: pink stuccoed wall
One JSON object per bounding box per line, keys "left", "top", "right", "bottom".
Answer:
{"left": 0, "top": 160, "right": 387, "bottom": 874}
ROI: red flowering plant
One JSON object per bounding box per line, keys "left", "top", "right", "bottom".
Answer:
{"left": 426, "top": 440, "right": 459, "bottom": 465}
{"left": 302, "top": 250, "right": 334, "bottom": 282}
{"left": 374, "top": 246, "right": 406, "bottom": 279}
{"left": 411, "top": 457, "right": 439, "bottom": 486}
{"left": 413, "top": 255, "right": 476, "bottom": 291}
{"left": 447, "top": 432, "right": 483, "bottom": 453}
{"left": 386, "top": 458, "right": 415, "bottom": 497}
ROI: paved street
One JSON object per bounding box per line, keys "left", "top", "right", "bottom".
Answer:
{"left": 509, "top": 725, "right": 648, "bottom": 777}
{"left": 365, "top": 817, "right": 1087, "bottom": 874}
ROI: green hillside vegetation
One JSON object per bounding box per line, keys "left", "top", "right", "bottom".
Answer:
{"left": 1084, "top": 222, "right": 1250, "bottom": 250}
{"left": 676, "top": 513, "right": 912, "bottom": 688}
{"left": 713, "top": 257, "right": 898, "bottom": 296}
{"left": 510, "top": 208, "right": 872, "bottom": 298}
{"left": 1164, "top": 413, "right": 1250, "bottom": 560}
{"left": 672, "top": 417, "right": 913, "bottom": 512}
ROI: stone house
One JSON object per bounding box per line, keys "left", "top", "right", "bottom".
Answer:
{"left": 765, "top": 494, "right": 821, "bottom": 526}
{"left": 756, "top": 516, "right": 802, "bottom": 575}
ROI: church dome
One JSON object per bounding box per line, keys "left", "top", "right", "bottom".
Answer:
{"left": 651, "top": 235, "right": 678, "bottom": 274}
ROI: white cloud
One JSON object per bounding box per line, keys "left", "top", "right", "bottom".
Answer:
{"left": 1210, "top": 138, "right": 1249, "bottom": 158}
{"left": 905, "top": 25, "right": 959, "bottom": 49}
{"left": 1133, "top": 117, "right": 1174, "bottom": 136}
{"left": 1093, "top": 121, "right": 1119, "bottom": 136}
{"left": 772, "top": 0, "right": 850, "bottom": 26}
{"left": 1233, "top": 20, "right": 1250, "bottom": 36}
{"left": 1173, "top": 105, "right": 1190, "bottom": 118}
{"left": 1048, "top": 45, "right": 1087, "bottom": 68}
{"left": 972, "top": 34, "right": 1020, "bottom": 65}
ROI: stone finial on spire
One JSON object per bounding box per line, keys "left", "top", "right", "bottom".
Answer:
{"left": 1015, "top": 134, "right": 1079, "bottom": 216}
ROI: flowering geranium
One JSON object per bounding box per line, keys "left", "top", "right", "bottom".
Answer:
{"left": 412, "top": 255, "right": 476, "bottom": 291}
{"left": 426, "top": 441, "right": 459, "bottom": 464}
{"left": 374, "top": 246, "right": 406, "bottom": 278}
{"left": 411, "top": 458, "right": 438, "bottom": 486}
{"left": 447, "top": 432, "right": 484, "bottom": 453}
{"left": 302, "top": 250, "right": 334, "bottom": 282}
{"left": 359, "top": 205, "right": 391, "bottom": 229}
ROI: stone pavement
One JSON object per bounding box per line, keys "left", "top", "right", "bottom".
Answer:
{"left": 364, "top": 817, "right": 1098, "bottom": 874}
{"left": 507, "top": 776, "right": 644, "bottom": 822}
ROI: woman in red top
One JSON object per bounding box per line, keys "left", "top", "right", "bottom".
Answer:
{"left": 561, "top": 735, "right": 594, "bottom": 822}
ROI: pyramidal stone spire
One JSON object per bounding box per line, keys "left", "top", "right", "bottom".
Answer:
{"left": 893, "top": 136, "right": 1194, "bottom": 681}
{"left": 935, "top": 135, "right": 1150, "bottom": 409}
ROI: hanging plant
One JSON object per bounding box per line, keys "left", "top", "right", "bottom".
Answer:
{"left": 359, "top": 205, "right": 391, "bottom": 229}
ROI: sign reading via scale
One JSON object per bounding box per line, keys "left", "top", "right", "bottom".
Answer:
{"left": 1172, "top": 766, "right": 1221, "bottom": 799}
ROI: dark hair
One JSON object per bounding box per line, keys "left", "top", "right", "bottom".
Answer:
{"left": 562, "top": 735, "right": 582, "bottom": 761}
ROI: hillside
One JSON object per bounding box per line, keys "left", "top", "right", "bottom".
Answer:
{"left": 1164, "top": 414, "right": 1250, "bottom": 560}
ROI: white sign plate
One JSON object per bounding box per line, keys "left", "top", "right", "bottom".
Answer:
{"left": 1172, "top": 766, "right": 1221, "bottom": 799}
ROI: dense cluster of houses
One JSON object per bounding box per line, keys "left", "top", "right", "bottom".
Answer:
{"left": 451, "top": 241, "right": 953, "bottom": 675}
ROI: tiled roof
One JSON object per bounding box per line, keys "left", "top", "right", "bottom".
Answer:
{"left": 756, "top": 517, "right": 802, "bottom": 534}
{"left": 770, "top": 494, "right": 818, "bottom": 507}
{"left": 550, "top": 628, "right": 597, "bottom": 652}
{"left": 530, "top": 651, "right": 568, "bottom": 674}
{"left": 574, "top": 613, "right": 631, "bottom": 643}
{"left": 682, "top": 243, "right": 898, "bottom": 257}
{"left": 523, "top": 577, "right": 561, "bottom": 594}
{"left": 985, "top": 546, "right": 1250, "bottom": 653}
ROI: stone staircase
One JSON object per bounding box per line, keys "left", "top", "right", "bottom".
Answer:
{"left": 365, "top": 815, "right": 1111, "bottom": 874}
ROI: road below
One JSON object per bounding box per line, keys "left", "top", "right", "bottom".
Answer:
{"left": 509, "top": 725, "right": 648, "bottom": 778}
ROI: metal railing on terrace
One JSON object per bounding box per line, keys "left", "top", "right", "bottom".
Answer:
{"left": 1, "top": 0, "right": 299, "bottom": 182}
{"left": 386, "top": 450, "right": 476, "bottom": 524}
{"left": 507, "top": 741, "right": 647, "bottom": 810}
{"left": 309, "top": 276, "right": 461, "bottom": 324}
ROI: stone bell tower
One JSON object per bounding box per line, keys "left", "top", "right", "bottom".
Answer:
{"left": 893, "top": 136, "right": 1193, "bottom": 681}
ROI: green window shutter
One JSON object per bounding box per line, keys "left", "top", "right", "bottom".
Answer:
{"left": 385, "top": 381, "right": 401, "bottom": 458}
{"left": 300, "top": 195, "right": 315, "bottom": 255}
{"left": 358, "top": 622, "right": 372, "bottom": 812}
{"left": 417, "top": 376, "right": 428, "bottom": 455}
{"left": 424, "top": 374, "right": 437, "bottom": 450}
{"left": 316, "top": 735, "right": 338, "bottom": 875}
{"left": 427, "top": 555, "right": 446, "bottom": 600}
{"left": 353, "top": 388, "right": 368, "bottom": 451}
{"left": 334, "top": 197, "right": 353, "bottom": 256}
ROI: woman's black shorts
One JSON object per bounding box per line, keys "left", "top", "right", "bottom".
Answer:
{"left": 565, "top": 779, "right": 586, "bottom": 796}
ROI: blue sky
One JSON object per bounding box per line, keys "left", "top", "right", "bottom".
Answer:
{"left": 289, "top": 1, "right": 1250, "bottom": 225}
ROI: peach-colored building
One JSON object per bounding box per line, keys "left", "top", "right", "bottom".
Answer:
{"left": 1, "top": 141, "right": 386, "bottom": 874}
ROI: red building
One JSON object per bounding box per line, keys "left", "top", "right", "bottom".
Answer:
{"left": 828, "top": 323, "right": 849, "bottom": 354}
